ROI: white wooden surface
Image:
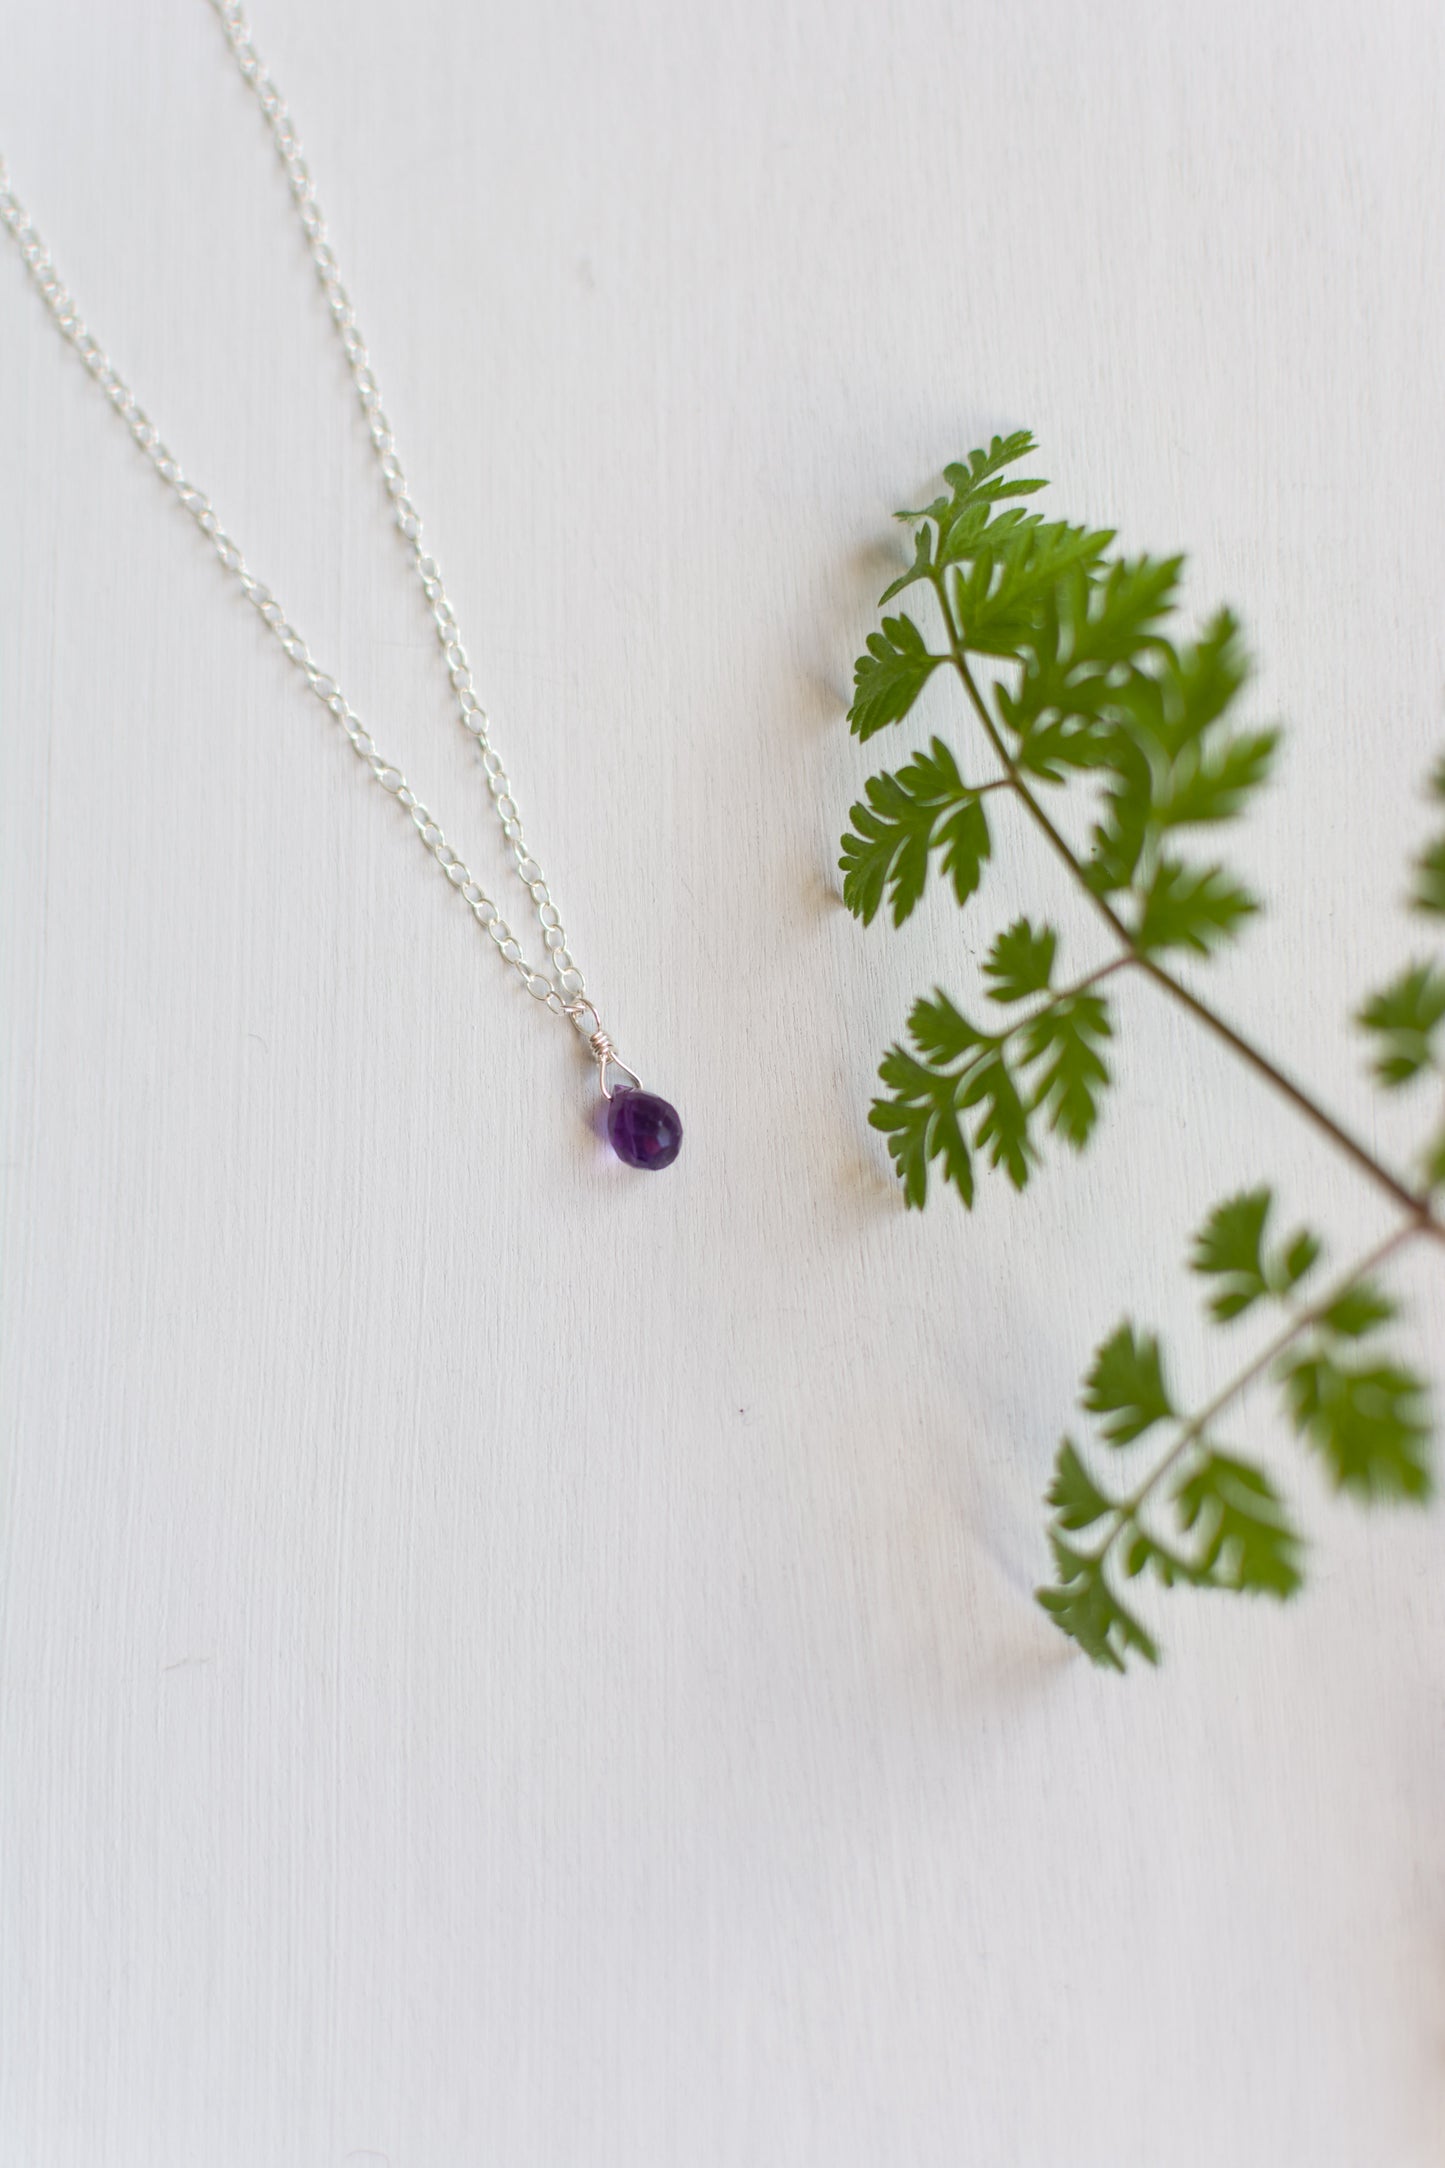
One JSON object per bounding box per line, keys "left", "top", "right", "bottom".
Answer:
{"left": 3, "top": 2, "right": 1444, "bottom": 2161}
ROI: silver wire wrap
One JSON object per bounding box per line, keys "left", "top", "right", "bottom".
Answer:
{"left": 0, "top": 0, "right": 601, "bottom": 1030}
{"left": 561, "top": 1002, "right": 641, "bottom": 1098}
{"left": 586, "top": 1031, "right": 642, "bottom": 1101}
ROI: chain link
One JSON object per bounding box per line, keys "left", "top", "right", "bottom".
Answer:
{"left": 0, "top": 0, "right": 593, "bottom": 1028}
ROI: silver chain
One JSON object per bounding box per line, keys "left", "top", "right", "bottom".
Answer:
{"left": 0, "top": 0, "right": 607, "bottom": 1042}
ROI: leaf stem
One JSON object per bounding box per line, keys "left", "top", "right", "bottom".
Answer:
{"left": 985, "top": 955, "right": 1130, "bottom": 1057}
{"left": 1089, "top": 1220, "right": 1425, "bottom": 1563}
{"left": 928, "top": 572, "right": 1445, "bottom": 1246}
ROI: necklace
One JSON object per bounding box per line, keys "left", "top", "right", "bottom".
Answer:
{"left": 0, "top": 0, "right": 683, "bottom": 1173}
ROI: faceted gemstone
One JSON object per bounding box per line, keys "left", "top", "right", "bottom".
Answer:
{"left": 606, "top": 1087, "right": 683, "bottom": 1170}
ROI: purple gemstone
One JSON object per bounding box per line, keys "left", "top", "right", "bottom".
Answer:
{"left": 606, "top": 1087, "right": 682, "bottom": 1170}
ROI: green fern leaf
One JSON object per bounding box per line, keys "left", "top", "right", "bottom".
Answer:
{"left": 1417, "top": 837, "right": 1445, "bottom": 917}
{"left": 1083, "top": 1323, "right": 1175, "bottom": 1445}
{"left": 869, "top": 1044, "right": 973, "bottom": 1210}
{"left": 1152, "top": 611, "right": 1250, "bottom": 756}
{"left": 1017, "top": 991, "right": 1113, "bottom": 1148}
{"left": 950, "top": 521, "right": 1115, "bottom": 659}
{"left": 958, "top": 1047, "right": 1034, "bottom": 1189}
{"left": 1358, "top": 961, "right": 1445, "bottom": 1086}
{"left": 1172, "top": 1451, "right": 1303, "bottom": 1597}
{"left": 1280, "top": 1349, "right": 1432, "bottom": 1501}
{"left": 1036, "top": 1534, "right": 1159, "bottom": 1671}
{"left": 1046, "top": 1440, "right": 1115, "bottom": 1532}
{"left": 1084, "top": 731, "right": 1154, "bottom": 894}
{"left": 982, "top": 918, "right": 1057, "bottom": 1003}
{"left": 1134, "top": 858, "right": 1258, "bottom": 955}
{"left": 883, "top": 433, "right": 1047, "bottom": 601}
{"left": 1154, "top": 729, "right": 1279, "bottom": 828}
{"left": 848, "top": 614, "right": 944, "bottom": 740}
{"left": 1190, "top": 1189, "right": 1320, "bottom": 1321}
{"left": 839, "top": 738, "right": 990, "bottom": 926}
{"left": 907, "top": 988, "right": 986, "bottom": 1065}
{"left": 1320, "top": 1282, "right": 1398, "bottom": 1339}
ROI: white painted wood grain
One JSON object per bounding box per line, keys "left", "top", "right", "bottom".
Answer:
{"left": 3, "top": 2, "right": 1444, "bottom": 2161}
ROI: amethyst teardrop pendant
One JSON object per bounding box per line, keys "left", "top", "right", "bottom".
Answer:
{"left": 565, "top": 1000, "right": 682, "bottom": 1171}
{"left": 607, "top": 1086, "right": 683, "bottom": 1171}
